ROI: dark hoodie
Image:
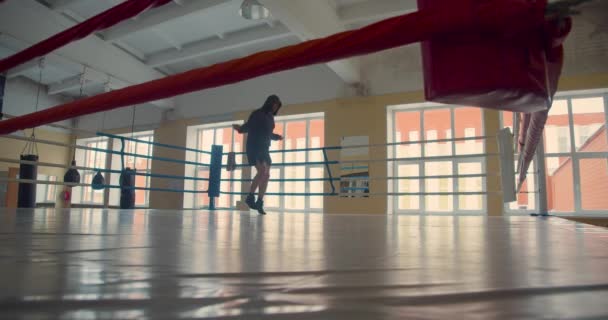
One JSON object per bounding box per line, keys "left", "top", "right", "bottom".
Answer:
{"left": 240, "top": 95, "right": 282, "bottom": 148}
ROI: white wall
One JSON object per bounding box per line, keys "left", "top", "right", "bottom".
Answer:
{"left": 3, "top": 77, "right": 71, "bottom": 131}
{"left": 0, "top": 0, "right": 165, "bottom": 86}
{"left": 361, "top": 44, "right": 424, "bottom": 96}
{"left": 175, "top": 64, "right": 352, "bottom": 119}
{"left": 76, "top": 104, "right": 163, "bottom": 134}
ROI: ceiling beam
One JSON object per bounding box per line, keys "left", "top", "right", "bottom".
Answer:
{"left": 0, "top": 0, "right": 173, "bottom": 109}
{"left": 146, "top": 24, "right": 292, "bottom": 67}
{"left": 46, "top": 69, "right": 173, "bottom": 108}
{"left": 101, "top": 0, "right": 231, "bottom": 41}
{"left": 258, "top": 0, "right": 361, "bottom": 84}
{"left": 0, "top": 33, "right": 172, "bottom": 109}
{"left": 337, "top": 0, "right": 417, "bottom": 26}
{"left": 1, "top": 33, "right": 85, "bottom": 74}
{"left": 47, "top": 74, "right": 95, "bottom": 95}
{"left": 5, "top": 59, "right": 40, "bottom": 79}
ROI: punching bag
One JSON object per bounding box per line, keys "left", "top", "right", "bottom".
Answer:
{"left": 64, "top": 160, "right": 80, "bottom": 183}
{"left": 418, "top": 0, "right": 568, "bottom": 113}
{"left": 91, "top": 171, "right": 105, "bottom": 190}
{"left": 119, "top": 168, "right": 136, "bottom": 209}
{"left": 18, "top": 154, "right": 38, "bottom": 208}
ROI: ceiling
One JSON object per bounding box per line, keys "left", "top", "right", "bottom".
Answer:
{"left": 0, "top": 0, "right": 416, "bottom": 110}
{"left": 0, "top": 0, "right": 605, "bottom": 119}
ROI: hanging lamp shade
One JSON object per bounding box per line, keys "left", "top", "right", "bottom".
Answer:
{"left": 91, "top": 171, "right": 105, "bottom": 190}
{"left": 238, "top": 0, "right": 270, "bottom": 20}
{"left": 64, "top": 160, "right": 80, "bottom": 183}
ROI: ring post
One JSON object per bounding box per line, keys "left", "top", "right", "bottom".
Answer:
{"left": 208, "top": 145, "right": 223, "bottom": 210}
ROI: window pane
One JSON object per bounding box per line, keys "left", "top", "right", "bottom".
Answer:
{"left": 198, "top": 129, "right": 214, "bottom": 164}
{"left": 309, "top": 167, "right": 324, "bottom": 209}
{"left": 458, "top": 162, "right": 483, "bottom": 211}
{"left": 285, "top": 121, "right": 307, "bottom": 163}
{"left": 546, "top": 156, "right": 574, "bottom": 213}
{"left": 580, "top": 157, "right": 608, "bottom": 211}
{"left": 309, "top": 119, "right": 324, "bottom": 162}
{"left": 270, "top": 122, "right": 284, "bottom": 164}
{"left": 196, "top": 168, "right": 210, "bottom": 208}
{"left": 234, "top": 129, "right": 244, "bottom": 167}
{"left": 397, "top": 164, "right": 419, "bottom": 210}
{"left": 265, "top": 168, "right": 281, "bottom": 209}
{"left": 544, "top": 100, "right": 571, "bottom": 154}
{"left": 454, "top": 107, "right": 483, "bottom": 155}
{"left": 284, "top": 165, "right": 305, "bottom": 210}
{"left": 218, "top": 177, "right": 230, "bottom": 208}
{"left": 73, "top": 138, "right": 109, "bottom": 205}
{"left": 502, "top": 111, "right": 514, "bottom": 131}
{"left": 424, "top": 109, "right": 452, "bottom": 157}
{"left": 572, "top": 97, "right": 606, "bottom": 152}
{"left": 395, "top": 111, "right": 421, "bottom": 158}
{"left": 134, "top": 173, "right": 147, "bottom": 206}
{"left": 424, "top": 161, "right": 453, "bottom": 211}
{"left": 282, "top": 121, "right": 307, "bottom": 211}
{"left": 231, "top": 169, "right": 242, "bottom": 208}
{"left": 47, "top": 176, "right": 57, "bottom": 202}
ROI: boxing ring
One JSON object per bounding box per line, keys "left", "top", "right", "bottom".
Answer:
{"left": 1, "top": 0, "right": 606, "bottom": 318}
{"left": 0, "top": 123, "right": 519, "bottom": 210}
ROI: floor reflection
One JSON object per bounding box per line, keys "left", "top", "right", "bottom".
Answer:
{"left": 0, "top": 209, "right": 607, "bottom": 319}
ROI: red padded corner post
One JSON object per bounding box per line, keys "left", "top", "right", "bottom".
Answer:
{"left": 418, "top": 0, "right": 557, "bottom": 113}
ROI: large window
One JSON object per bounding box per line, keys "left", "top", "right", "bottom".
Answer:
{"left": 388, "top": 104, "right": 485, "bottom": 214}
{"left": 184, "top": 123, "right": 243, "bottom": 209}
{"left": 502, "top": 91, "right": 608, "bottom": 215}
{"left": 73, "top": 131, "right": 154, "bottom": 207}
{"left": 109, "top": 131, "right": 154, "bottom": 208}
{"left": 184, "top": 113, "right": 325, "bottom": 212}
{"left": 72, "top": 137, "right": 109, "bottom": 206}
{"left": 269, "top": 114, "right": 324, "bottom": 212}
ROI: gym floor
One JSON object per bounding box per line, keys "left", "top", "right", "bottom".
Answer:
{"left": 1, "top": 209, "right": 607, "bottom": 319}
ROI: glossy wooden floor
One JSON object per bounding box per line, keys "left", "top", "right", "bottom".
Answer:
{"left": 1, "top": 209, "right": 608, "bottom": 319}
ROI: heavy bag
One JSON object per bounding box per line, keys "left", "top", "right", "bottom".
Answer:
{"left": 18, "top": 154, "right": 38, "bottom": 208}
{"left": 226, "top": 152, "right": 236, "bottom": 172}
{"left": 119, "top": 168, "right": 136, "bottom": 209}
{"left": 64, "top": 160, "right": 80, "bottom": 183}
{"left": 91, "top": 171, "right": 105, "bottom": 190}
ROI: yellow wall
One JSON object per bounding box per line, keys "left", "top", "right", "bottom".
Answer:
{"left": 0, "top": 129, "right": 71, "bottom": 208}
{"left": 0, "top": 129, "right": 72, "bottom": 178}
{"left": 557, "top": 73, "right": 608, "bottom": 92}
{"left": 148, "top": 120, "right": 188, "bottom": 210}
{"left": 483, "top": 109, "right": 504, "bottom": 216}
{"left": 2, "top": 72, "right": 604, "bottom": 212}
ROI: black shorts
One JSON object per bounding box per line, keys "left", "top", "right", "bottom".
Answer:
{"left": 247, "top": 144, "right": 272, "bottom": 166}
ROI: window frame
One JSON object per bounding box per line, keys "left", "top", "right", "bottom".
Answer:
{"left": 502, "top": 90, "right": 608, "bottom": 216}
{"left": 388, "top": 103, "right": 487, "bottom": 215}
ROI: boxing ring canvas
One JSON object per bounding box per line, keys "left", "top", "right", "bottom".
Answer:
{"left": 0, "top": 208, "right": 607, "bottom": 319}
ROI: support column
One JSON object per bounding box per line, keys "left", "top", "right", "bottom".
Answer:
{"left": 149, "top": 120, "right": 187, "bottom": 210}
{"left": 483, "top": 109, "right": 504, "bottom": 216}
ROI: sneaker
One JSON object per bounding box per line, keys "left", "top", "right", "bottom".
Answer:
{"left": 256, "top": 199, "right": 266, "bottom": 215}
{"left": 245, "top": 194, "right": 257, "bottom": 210}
